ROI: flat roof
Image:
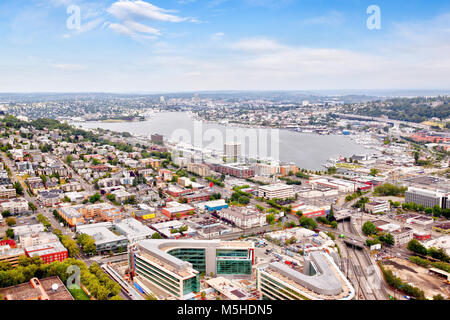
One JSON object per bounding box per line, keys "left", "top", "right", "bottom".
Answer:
{"left": 259, "top": 183, "right": 293, "bottom": 192}
{"left": 25, "top": 242, "right": 67, "bottom": 257}
{"left": 265, "top": 251, "right": 343, "bottom": 297}
{"left": 205, "top": 277, "right": 251, "bottom": 300}
{"left": 435, "top": 222, "right": 450, "bottom": 230}
{"left": 115, "top": 218, "right": 155, "bottom": 239}
{"left": 76, "top": 224, "right": 127, "bottom": 245}
{"left": 0, "top": 276, "right": 73, "bottom": 300}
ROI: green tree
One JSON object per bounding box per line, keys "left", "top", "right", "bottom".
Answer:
{"left": 77, "top": 233, "right": 97, "bottom": 255}
{"left": 379, "top": 233, "right": 394, "bottom": 246}
{"left": 151, "top": 233, "right": 162, "bottom": 239}
{"left": 299, "top": 217, "right": 318, "bottom": 230}
{"left": 89, "top": 193, "right": 101, "bottom": 204}
{"left": 362, "top": 221, "right": 377, "bottom": 236}
{"left": 427, "top": 247, "right": 450, "bottom": 263}
{"left": 407, "top": 239, "right": 428, "bottom": 256}
{"left": 13, "top": 182, "right": 24, "bottom": 196}
{"left": 266, "top": 214, "right": 275, "bottom": 225}
{"left": 6, "top": 228, "right": 14, "bottom": 239}
{"left": 5, "top": 217, "right": 16, "bottom": 227}
{"left": 1, "top": 210, "right": 11, "bottom": 218}
{"left": 28, "top": 202, "right": 37, "bottom": 213}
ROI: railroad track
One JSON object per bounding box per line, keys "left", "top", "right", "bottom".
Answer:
{"left": 339, "top": 218, "right": 387, "bottom": 300}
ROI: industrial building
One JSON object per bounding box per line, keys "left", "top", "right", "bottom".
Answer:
{"left": 203, "top": 199, "right": 229, "bottom": 212}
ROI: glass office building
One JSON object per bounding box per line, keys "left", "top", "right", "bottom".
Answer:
{"left": 167, "top": 248, "right": 206, "bottom": 273}
{"left": 216, "top": 249, "right": 252, "bottom": 275}
{"left": 129, "top": 240, "right": 254, "bottom": 299}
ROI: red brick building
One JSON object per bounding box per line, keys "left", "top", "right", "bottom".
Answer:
{"left": 182, "top": 192, "right": 211, "bottom": 203}
{"left": 161, "top": 204, "right": 195, "bottom": 218}
{"left": 24, "top": 243, "right": 68, "bottom": 264}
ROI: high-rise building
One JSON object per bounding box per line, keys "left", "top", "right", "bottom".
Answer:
{"left": 223, "top": 142, "right": 241, "bottom": 162}
{"left": 151, "top": 134, "right": 164, "bottom": 144}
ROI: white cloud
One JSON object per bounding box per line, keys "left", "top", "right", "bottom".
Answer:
{"left": 108, "top": 21, "right": 160, "bottom": 39}
{"left": 123, "top": 20, "right": 161, "bottom": 35}
{"left": 107, "top": 0, "right": 197, "bottom": 23}
{"left": 137, "top": 28, "right": 450, "bottom": 91}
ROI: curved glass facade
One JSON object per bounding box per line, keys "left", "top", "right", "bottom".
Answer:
{"left": 167, "top": 248, "right": 206, "bottom": 273}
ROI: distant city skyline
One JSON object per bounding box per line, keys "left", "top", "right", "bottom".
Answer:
{"left": 0, "top": 0, "right": 450, "bottom": 92}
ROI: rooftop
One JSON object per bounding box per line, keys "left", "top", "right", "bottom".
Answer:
{"left": 76, "top": 223, "right": 127, "bottom": 245}
{"left": 0, "top": 277, "right": 73, "bottom": 300}
{"left": 259, "top": 183, "right": 293, "bottom": 192}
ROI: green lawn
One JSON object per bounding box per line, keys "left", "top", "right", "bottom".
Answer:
{"left": 68, "top": 285, "right": 90, "bottom": 300}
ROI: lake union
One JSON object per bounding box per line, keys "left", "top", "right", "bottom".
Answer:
{"left": 74, "top": 112, "right": 373, "bottom": 170}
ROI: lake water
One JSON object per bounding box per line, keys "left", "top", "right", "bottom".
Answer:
{"left": 73, "top": 112, "right": 374, "bottom": 170}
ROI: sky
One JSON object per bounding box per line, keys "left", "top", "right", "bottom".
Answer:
{"left": 0, "top": 0, "right": 449, "bottom": 92}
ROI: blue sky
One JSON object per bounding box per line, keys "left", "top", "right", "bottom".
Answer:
{"left": 0, "top": 0, "right": 449, "bottom": 92}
